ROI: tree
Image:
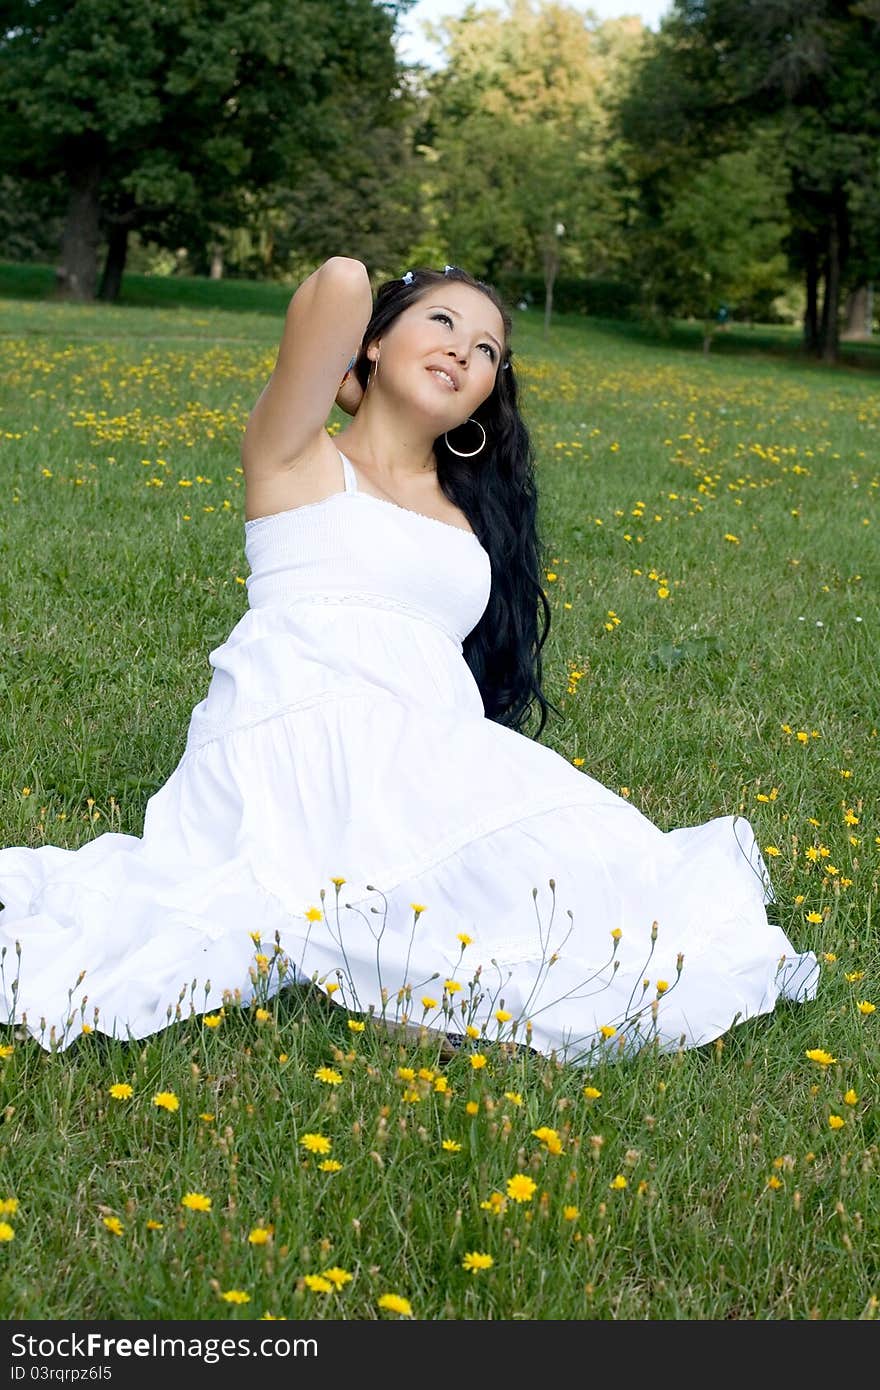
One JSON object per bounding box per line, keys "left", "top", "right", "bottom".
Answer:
{"left": 416, "top": 0, "right": 644, "bottom": 322}
{"left": 661, "top": 144, "right": 790, "bottom": 350}
{"left": 617, "top": 0, "right": 880, "bottom": 361}
{"left": 0, "top": 0, "right": 416, "bottom": 300}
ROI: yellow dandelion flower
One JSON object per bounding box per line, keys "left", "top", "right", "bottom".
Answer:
{"left": 254, "top": 1007, "right": 271, "bottom": 1023}
{"left": 199, "top": 1112, "right": 215, "bottom": 1124}
{"left": 470, "top": 1053, "right": 487, "bottom": 1070}
{"left": 856, "top": 1000, "right": 876, "bottom": 1015}
{"left": 457, "top": 933, "right": 473, "bottom": 946}
{"left": 828, "top": 1114, "right": 845, "bottom": 1130}
{"left": 323, "top": 1266, "right": 353, "bottom": 1288}
{"left": 480, "top": 1192, "right": 507, "bottom": 1214}
{"left": 397, "top": 1067, "right": 416, "bottom": 1082}
{"left": 220, "top": 1290, "right": 251, "bottom": 1304}
{"left": 0, "top": 1199, "right": 19, "bottom": 1216}
{"left": 845, "top": 971, "right": 865, "bottom": 983}
{"left": 442, "top": 1139, "right": 462, "bottom": 1152}
{"left": 324, "top": 983, "right": 340, "bottom": 996}
{"left": 563, "top": 1205, "right": 580, "bottom": 1221}
{"left": 583, "top": 1086, "right": 602, "bottom": 1100}
{"left": 805, "top": 912, "right": 824, "bottom": 924}
{"left": 421, "top": 996, "right": 438, "bottom": 1010}
{"left": 300, "top": 1133, "right": 331, "bottom": 1155}
{"left": 378, "top": 1293, "right": 413, "bottom": 1317}
{"left": 248, "top": 1227, "right": 272, "bottom": 1245}
{"left": 805, "top": 1049, "right": 836, "bottom": 1065}
{"left": 146, "top": 1220, "right": 163, "bottom": 1231}
{"left": 102, "top": 1216, "right": 124, "bottom": 1236}
{"left": 767, "top": 1176, "right": 783, "bottom": 1191}
{"left": 504, "top": 1091, "right": 523, "bottom": 1106}
{"left": 314, "top": 1066, "right": 343, "bottom": 1085}
{"left": 318, "top": 1159, "right": 343, "bottom": 1173}
{"left": 108, "top": 1083, "right": 133, "bottom": 1100}
{"left": 843, "top": 1089, "right": 858, "bottom": 1105}
{"left": 610, "top": 928, "right": 622, "bottom": 941}
{"left": 465, "top": 1025, "right": 480, "bottom": 1039}
{"left": 0, "top": 1045, "right": 14, "bottom": 1059}
{"left": 434, "top": 1076, "right": 449, "bottom": 1093}
{"left": 655, "top": 980, "right": 669, "bottom": 994}
{"left": 462, "top": 1251, "right": 494, "bottom": 1273}
{"left": 609, "top": 1174, "right": 628, "bottom": 1190}
{"left": 202, "top": 1013, "right": 223, "bottom": 1028}
{"left": 532, "top": 1126, "right": 562, "bottom": 1152}
{"left": 444, "top": 980, "right": 462, "bottom": 994}
{"left": 465, "top": 1100, "right": 479, "bottom": 1116}
{"left": 304, "top": 907, "right": 323, "bottom": 923}
{"left": 303, "top": 1274, "right": 333, "bottom": 1294}
{"left": 180, "top": 1192, "right": 212, "bottom": 1212}
{"left": 347, "top": 1020, "right": 365, "bottom": 1033}
{"left": 410, "top": 902, "right": 427, "bottom": 914}
{"left": 506, "top": 1174, "right": 537, "bottom": 1203}
{"left": 0, "top": 1223, "right": 15, "bottom": 1242}
{"left": 599, "top": 1025, "right": 616, "bottom": 1039}
{"left": 494, "top": 1009, "right": 512, "bottom": 1023}
{"left": 152, "top": 1091, "right": 179, "bottom": 1112}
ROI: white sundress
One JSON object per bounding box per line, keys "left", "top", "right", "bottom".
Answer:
{"left": 0, "top": 447, "right": 819, "bottom": 1060}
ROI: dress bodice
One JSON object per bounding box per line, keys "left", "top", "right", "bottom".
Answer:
{"left": 244, "top": 449, "right": 492, "bottom": 648}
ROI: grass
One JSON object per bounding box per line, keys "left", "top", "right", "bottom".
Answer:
{"left": 0, "top": 263, "right": 878, "bottom": 1321}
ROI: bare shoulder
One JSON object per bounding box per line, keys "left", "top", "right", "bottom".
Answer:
{"left": 244, "top": 430, "right": 345, "bottom": 523}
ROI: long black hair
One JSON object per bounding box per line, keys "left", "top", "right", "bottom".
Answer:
{"left": 351, "top": 266, "right": 562, "bottom": 741}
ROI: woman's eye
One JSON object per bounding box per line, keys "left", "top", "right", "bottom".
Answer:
{"left": 431, "top": 312, "right": 453, "bottom": 327}
{"left": 480, "top": 344, "right": 497, "bottom": 361}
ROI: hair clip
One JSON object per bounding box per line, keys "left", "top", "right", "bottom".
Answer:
{"left": 401, "top": 270, "right": 415, "bottom": 285}
{"left": 443, "top": 264, "right": 457, "bottom": 276}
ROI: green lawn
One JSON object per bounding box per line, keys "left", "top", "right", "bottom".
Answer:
{"left": 0, "top": 266, "right": 877, "bottom": 1320}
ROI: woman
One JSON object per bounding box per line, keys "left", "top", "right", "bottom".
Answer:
{"left": 0, "top": 259, "right": 818, "bottom": 1061}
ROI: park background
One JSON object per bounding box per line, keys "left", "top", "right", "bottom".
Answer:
{"left": 2, "top": 0, "right": 878, "bottom": 357}
{"left": 0, "top": 0, "right": 878, "bottom": 1323}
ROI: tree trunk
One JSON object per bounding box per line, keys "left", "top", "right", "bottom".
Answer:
{"left": 803, "top": 241, "right": 819, "bottom": 355}
{"left": 819, "top": 188, "right": 847, "bottom": 365}
{"left": 209, "top": 244, "right": 224, "bottom": 280}
{"left": 841, "top": 284, "right": 869, "bottom": 340}
{"left": 56, "top": 154, "right": 102, "bottom": 302}
{"left": 98, "top": 222, "right": 130, "bottom": 303}
{"left": 543, "top": 240, "right": 559, "bottom": 337}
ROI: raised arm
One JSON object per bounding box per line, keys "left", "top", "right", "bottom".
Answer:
{"left": 241, "top": 256, "right": 373, "bottom": 479}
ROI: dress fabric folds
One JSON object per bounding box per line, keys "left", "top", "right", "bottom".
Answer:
{"left": 0, "top": 449, "right": 818, "bottom": 1060}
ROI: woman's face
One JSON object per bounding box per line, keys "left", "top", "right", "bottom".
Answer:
{"left": 368, "top": 282, "right": 507, "bottom": 428}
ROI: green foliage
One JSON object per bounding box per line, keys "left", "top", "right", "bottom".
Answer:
{"left": 617, "top": 0, "right": 880, "bottom": 357}
{"left": 0, "top": 0, "right": 420, "bottom": 292}
{"left": 494, "top": 271, "right": 639, "bottom": 317}
{"left": 418, "top": 1, "right": 645, "bottom": 286}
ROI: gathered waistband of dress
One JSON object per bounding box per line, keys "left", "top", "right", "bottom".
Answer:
{"left": 245, "top": 586, "right": 464, "bottom": 648}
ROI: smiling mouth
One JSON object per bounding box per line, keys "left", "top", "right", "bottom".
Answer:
{"left": 427, "top": 367, "right": 457, "bottom": 390}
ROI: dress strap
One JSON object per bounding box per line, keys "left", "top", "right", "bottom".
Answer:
{"left": 337, "top": 449, "right": 358, "bottom": 495}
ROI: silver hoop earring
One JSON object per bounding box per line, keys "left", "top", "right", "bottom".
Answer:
{"left": 444, "top": 417, "right": 486, "bottom": 458}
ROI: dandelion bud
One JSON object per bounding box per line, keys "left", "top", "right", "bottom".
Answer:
{"left": 651, "top": 920, "right": 658, "bottom": 942}
{"left": 676, "top": 952, "right": 684, "bottom": 974}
